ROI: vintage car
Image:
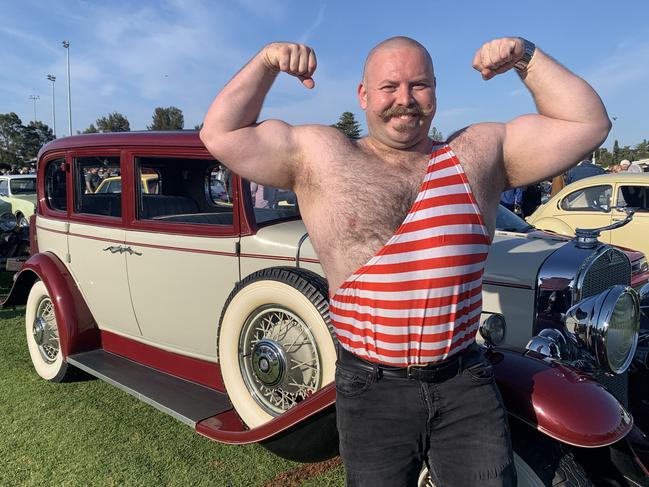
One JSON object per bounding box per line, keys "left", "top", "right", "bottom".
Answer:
{"left": 0, "top": 174, "right": 37, "bottom": 227}
{"left": 4, "top": 132, "right": 649, "bottom": 486}
{"left": 95, "top": 173, "right": 160, "bottom": 195}
{"left": 528, "top": 173, "right": 649, "bottom": 258}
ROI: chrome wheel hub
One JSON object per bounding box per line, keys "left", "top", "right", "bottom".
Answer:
{"left": 251, "top": 339, "right": 286, "bottom": 387}
{"left": 32, "top": 317, "right": 46, "bottom": 345}
{"left": 239, "top": 306, "right": 321, "bottom": 416}
{"left": 33, "top": 298, "right": 60, "bottom": 364}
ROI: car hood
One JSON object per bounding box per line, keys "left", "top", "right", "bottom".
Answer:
{"left": 293, "top": 221, "right": 567, "bottom": 287}
{"left": 484, "top": 231, "right": 567, "bottom": 286}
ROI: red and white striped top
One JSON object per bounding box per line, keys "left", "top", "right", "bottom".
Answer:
{"left": 330, "top": 143, "right": 490, "bottom": 366}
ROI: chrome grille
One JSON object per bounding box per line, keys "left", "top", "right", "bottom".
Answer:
{"left": 578, "top": 247, "right": 631, "bottom": 405}
{"left": 579, "top": 248, "right": 631, "bottom": 300}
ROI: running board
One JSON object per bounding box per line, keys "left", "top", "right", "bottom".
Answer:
{"left": 67, "top": 350, "right": 232, "bottom": 427}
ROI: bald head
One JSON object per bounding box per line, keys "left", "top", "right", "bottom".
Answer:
{"left": 363, "top": 36, "right": 434, "bottom": 83}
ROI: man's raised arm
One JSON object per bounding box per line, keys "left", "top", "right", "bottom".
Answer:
{"left": 472, "top": 37, "right": 611, "bottom": 188}
{"left": 200, "top": 43, "right": 317, "bottom": 190}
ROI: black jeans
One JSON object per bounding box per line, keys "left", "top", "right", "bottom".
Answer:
{"left": 335, "top": 346, "right": 516, "bottom": 487}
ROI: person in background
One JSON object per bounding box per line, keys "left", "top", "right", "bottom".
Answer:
{"left": 84, "top": 167, "right": 101, "bottom": 193}
{"left": 521, "top": 183, "right": 543, "bottom": 217}
{"left": 564, "top": 159, "right": 605, "bottom": 184}
{"left": 620, "top": 159, "right": 643, "bottom": 173}
{"left": 500, "top": 187, "right": 523, "bottom": 214}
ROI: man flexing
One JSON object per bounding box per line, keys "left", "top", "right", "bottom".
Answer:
{"left": 201, "top": 36, "right": 610, "bottom": 486}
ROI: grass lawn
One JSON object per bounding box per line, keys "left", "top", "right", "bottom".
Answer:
{"left": 0, "top": 277, "right": 345, "bottom": 486}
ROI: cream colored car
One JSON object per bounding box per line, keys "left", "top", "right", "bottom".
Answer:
{"left": 5, "top": 133, "right": 648, "bottom": 485}
{"left": 528, "top": 173, "right": 649, "bottom": 256}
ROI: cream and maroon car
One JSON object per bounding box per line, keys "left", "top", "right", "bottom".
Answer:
{"left": 5, "top": 132, "right": 649, "bottom": 484}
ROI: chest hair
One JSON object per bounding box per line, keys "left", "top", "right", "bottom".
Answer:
{"left": 301, "top": 141, "right": 430, "bottom": 277}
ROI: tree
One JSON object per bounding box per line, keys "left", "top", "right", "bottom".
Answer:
{"left": 194, "top": 122, "right": 203, "bottom": 131}
{"left": 20, "top": 121, "right": 55, "bottom": 161}
{"left": 82, "top": 124, "right": 99, "bottom": 134}
{"left": 0, "top": 112, "right": 24, "bottom": 165}
{"left": 331, "top": 111, "right": 361, "bottom": 139}
{"left": 148, "top": 106, "right": 184, "bottom": 130}
{"left": 613, "top": 139, "right": 620, "bottom": 162}
{"left": 429, "top": 126, "right": 444, "bottom": 141}
{"left": 96, "top": 112, "right": 130, "bottom": 133}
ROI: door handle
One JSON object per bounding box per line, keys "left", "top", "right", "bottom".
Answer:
{"left": 102, "top": 246, "right": 123, "bottom": 253}
{"left": 122, "top": 246, "right": 142, "bottom": 256}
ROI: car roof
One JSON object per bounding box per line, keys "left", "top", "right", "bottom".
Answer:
{"left": 567, "top": 173, "right": 649, "bottom": 185}
{"left": 38, "top": 131, "right": 204, "bottom": 159}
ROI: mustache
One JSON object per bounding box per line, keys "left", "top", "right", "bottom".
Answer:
{"left": 379, "top": 104, "right": 430, "bottom": 122}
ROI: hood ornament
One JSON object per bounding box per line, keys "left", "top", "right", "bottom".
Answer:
{"left": 574, "top": 208, "right": 635, "bottom": 249}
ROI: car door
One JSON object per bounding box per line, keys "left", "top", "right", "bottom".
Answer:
{"left": 123, "top": 153, "right": 240, "bottom": 359}
{"left": 610, "top": 182, "right": 649, "bottom": 256}
{"left": 66, "top": 151, "right": 142, "bottom": 337}
{"left": 556, "top": 183, "right": 613, "bottom": 243}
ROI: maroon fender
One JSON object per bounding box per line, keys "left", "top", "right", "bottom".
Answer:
{"left": 2, "top": 252, "right": 100, "bottom": 357}
{"left": 487, "top": 346, "right": 633, "bottom": 448}
{"left": 196, "top": 383, "right": 336, "bottom": 444}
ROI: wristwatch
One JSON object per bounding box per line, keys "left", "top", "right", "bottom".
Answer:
{"left": 513, "top": 38, "right": 536, "bottom": 72}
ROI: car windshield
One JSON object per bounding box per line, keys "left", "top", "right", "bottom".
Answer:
{"left": 9, "top": 178, "right": 36, "bottom": 194}
{"left": 496, "top": 205, "right": 534, "bottom": 232}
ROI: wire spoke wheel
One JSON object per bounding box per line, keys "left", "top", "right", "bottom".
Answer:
{"left": 218, "top": 267, "right": 337, "bottom": 429}
{"left": 33, "top": 298, "right": 60, "bottom": 364}
{"left": 26, "top": 280, "right": 75, "bottom": 382}
{"left": 239, "top": 306, "right": 321, "bottom": 416}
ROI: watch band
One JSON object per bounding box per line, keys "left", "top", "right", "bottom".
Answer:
{"left": 513, "top": 39, "right": 536, "bottom": 72}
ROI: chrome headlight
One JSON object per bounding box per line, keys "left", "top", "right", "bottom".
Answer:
{"left": 565, "top": 285, "right": 639, "bottom": 374}
{"left": 479, "top": 313, "right": 506, "bottom": 346}
{"left": 0, "top": 212, "right": 17, "bottom": 232}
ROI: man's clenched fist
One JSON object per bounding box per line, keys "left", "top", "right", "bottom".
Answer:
{"left": 472, "top": 37, "right": 527, "bottom": 80}
{"left": 261, "top": 42, "right": 317, "bottom": 89}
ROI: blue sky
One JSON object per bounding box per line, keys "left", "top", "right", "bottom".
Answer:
{"left": 2, "top": 0, "right": 648, "bottom": 150}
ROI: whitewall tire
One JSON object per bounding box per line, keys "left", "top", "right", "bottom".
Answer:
{"left": 25, "top": 280, "right": 73, "bottom": 382}
{"left": 218, "top": 267, "right": 337, "bottom": 428}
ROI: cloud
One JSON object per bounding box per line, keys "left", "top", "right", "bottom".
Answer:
{"left": 299, "top": 4, "right": 326, "bottom": 44}
{"left": 0, "top": 26, "right": 60, "bottom": 56}
{"left": 586, "top": 42, "right": 649, "bottom": 95}
{"left": 7, "top": 0, "right": 257, "bottom": 131}
{"left": 231, "top": 0, "right": 284, "bottom": 21}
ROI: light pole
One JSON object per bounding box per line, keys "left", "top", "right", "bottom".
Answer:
{"left": 28, "top": 95, "right": 40, "bottom": 122}
{"left": 62, "top": 40, "right": 72, "bottom": 135}
{"left": 47, "top": 74, "right": 56, "bottom": 137}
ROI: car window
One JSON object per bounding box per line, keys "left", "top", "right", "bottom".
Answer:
{"left": 248, "top": 181, "right": 299, "bottom": 226}
{"left": 45, "top": 159, "right": 67, "bottom": 211}
{"left": 560, "top": 185, "right": 611, "bottom": 212}
{"left": 135, "top": 157, "right": 233, "bottom": 226}
{"left": 74, "top": 156, "right": 121, "bottom": 217}
{"left": 617, "top": 185, "right": 649, "bottom": 212}
{"left": 9, "top": 178, "right": 36, "bottom": 194}
{"left": 0, "top": 180, "right": 8, "bottom": 197}
{"left": 496, "top": 205, "right": 533, "bottom": 232}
